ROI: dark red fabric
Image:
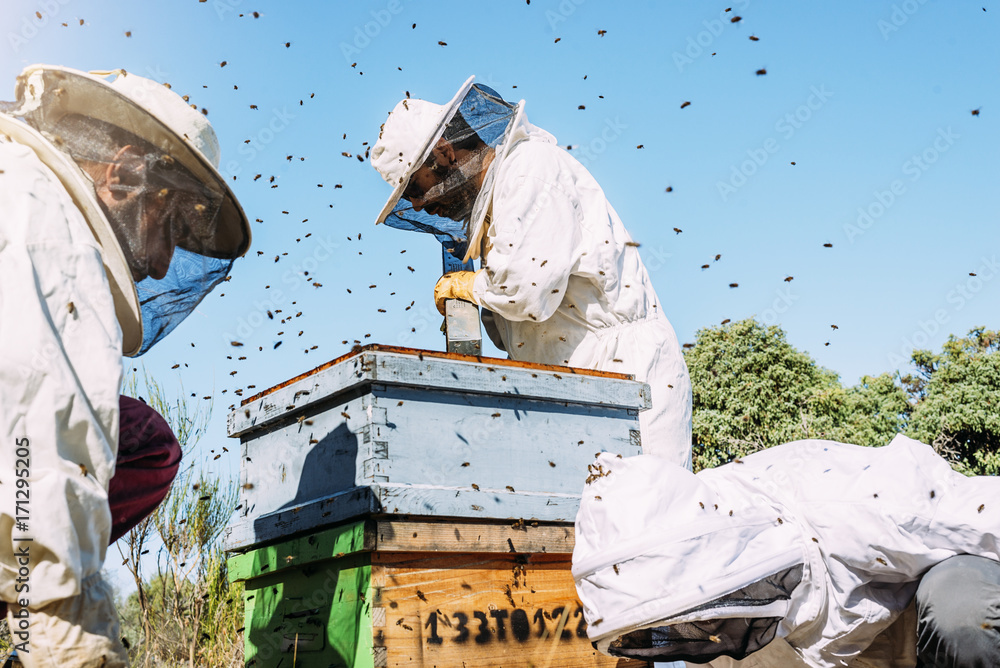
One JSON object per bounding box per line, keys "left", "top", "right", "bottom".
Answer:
{"left": 107, "top": 395, "right": 183, "bottom": 544}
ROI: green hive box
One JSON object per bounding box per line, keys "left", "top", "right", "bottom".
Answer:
{"left": 229, "top": 518, "right": 651, "bottom": 668}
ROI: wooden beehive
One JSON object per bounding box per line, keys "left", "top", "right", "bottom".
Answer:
{"left": 228, "top": 518, "right": 649, "bottom": 668}
{"left": 224, "top": 345, "right": 649, "bottom": 552}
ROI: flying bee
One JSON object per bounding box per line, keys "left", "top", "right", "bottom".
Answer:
{"left": 756, "top": 68, "right": 767, "bottom": 76}
{"left": 680, "top": 101, "right": 691, "bottom": 109}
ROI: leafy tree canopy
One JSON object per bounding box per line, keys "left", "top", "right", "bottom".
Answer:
{"left": 684, "top": 320, "right": 996, "bottom": 475}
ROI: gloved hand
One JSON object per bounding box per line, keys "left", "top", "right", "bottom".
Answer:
{"left": 434, "top": 270, "right": 480, "bottom": 315}
{"left": 9, "top": 572, "right": 129, "bottom": 668}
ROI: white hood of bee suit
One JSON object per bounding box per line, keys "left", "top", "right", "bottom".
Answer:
{"left": 0, "top": 112, "right": 141, "bottom": 356}
{"left": 576, "top": 435, "right": 1000, "bottom": 667}
{"left": 372, "top": 77, "right": 553, "bottom": 265}
{"left": 461, "top": 109, "right": 556, "bottom": 261}
{"left": 371, "top": 76, "right": 477, "bottom": 225}
{"left": 7, "top": 64, "right": 251, "bottom": 356}
{"left": 572, "top": 452, "right": 804, "bottom": 654}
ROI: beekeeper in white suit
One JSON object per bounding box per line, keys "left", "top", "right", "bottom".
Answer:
{"left": 573, "top": 434, "right": 1000, "bottom": 667}
{"left": 370, "top": 77, "right": 693, "bottom": 467}
{"left": 0, "top": 65, "right": 250, "bottom": 666}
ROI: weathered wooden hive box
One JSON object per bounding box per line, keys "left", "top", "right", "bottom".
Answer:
{"left": 225, "top": 345, "right": 651, "bottom": 667}
{"left": 229, "top": 518, "right": 649, "bottom": 667}
{"left": 224, "top": 345, "right": 649, "bottom": 552}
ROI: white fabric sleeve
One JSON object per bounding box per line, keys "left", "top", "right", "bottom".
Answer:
{"left": 473, "top": 173, "right": 583, "bottom": 323}
{"left": 0, "top": 144, "right": 122, "bottom": 608}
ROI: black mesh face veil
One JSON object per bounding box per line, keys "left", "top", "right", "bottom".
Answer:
{"left": 384, "top": 83, "right": 516, "bottom": 271}
{"left": 606, "top": 564, "right": 803, "bottom": 663}
{"left": 44, "top": 113, "right": 233, "bottom": 354}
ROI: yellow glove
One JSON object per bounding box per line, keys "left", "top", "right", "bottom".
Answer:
{"left": 434, "top": 270, "right": 480, "bottom": 315}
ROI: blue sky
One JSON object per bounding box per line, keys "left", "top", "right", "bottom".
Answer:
{"left": 2, "top": 0, "right": 998, "bottom": 590}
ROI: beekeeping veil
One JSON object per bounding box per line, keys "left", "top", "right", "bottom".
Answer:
{"left": 1, "top": 65, "right": 251, "bottom": 356}
{"left": 371, "top": 77, "right": 521, "bottom": 271}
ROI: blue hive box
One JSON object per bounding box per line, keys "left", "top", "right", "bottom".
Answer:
{"left": 223, "top": 345, "right": 649, "bottom": 552}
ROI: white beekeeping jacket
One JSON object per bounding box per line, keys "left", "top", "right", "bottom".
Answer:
{"left": 574, "top": 435, "right": 1000, "bottom": 668}
{"left": 0, "top": 138, "right": 121, "bottom": 607}
{"left": 470, "top": 114, "right": 693, "bottom": 465}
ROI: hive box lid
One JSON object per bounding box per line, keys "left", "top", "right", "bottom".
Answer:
{"left": 229, "top": 345, "right": 651, "bottom": 437}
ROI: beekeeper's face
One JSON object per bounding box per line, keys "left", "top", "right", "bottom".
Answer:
{"left": 402, "top": 138, "right": 483, "bottom": 222}
{"left": 94, "top": 144, "right": 208, "bottom": 282}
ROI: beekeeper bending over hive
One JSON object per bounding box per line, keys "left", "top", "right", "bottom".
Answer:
{"left": 370, "top": 77, "right": 692, "bottom": 467}
{"left": 0, "top": 65, "right": 250, "bottom": 666}
{"left": 573, "top": 434, "right": 1000, "bottom": 667}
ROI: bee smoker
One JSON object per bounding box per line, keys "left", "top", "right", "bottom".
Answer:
{"left": 442, "top": 245, "right": 482, "bottom": 356}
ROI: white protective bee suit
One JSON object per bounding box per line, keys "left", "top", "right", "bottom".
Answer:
{"left": 0, "top": 65, "right": 249, "bottom": 667}
{"left": 573, "top": 435, "right": 1000, "bottom": 667}
{"left": 372, "top": 77, "right": 693, "bottom": 466}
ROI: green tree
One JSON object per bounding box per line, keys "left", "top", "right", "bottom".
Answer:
{"left": 905, "top": 327, "right": 1000, "bottom": 475}
{"left": 685, "top": 318, "right": 911, "bottom": 470}
{"left": 119, "top": 369, "right": 211, "bottom": 666}
{"left": 118, "top": 368, "right": 243, "bottom": 667}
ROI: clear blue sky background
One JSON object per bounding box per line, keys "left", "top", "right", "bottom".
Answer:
{"left": 2, "top": 0, "right": 998, "bottom": 593}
